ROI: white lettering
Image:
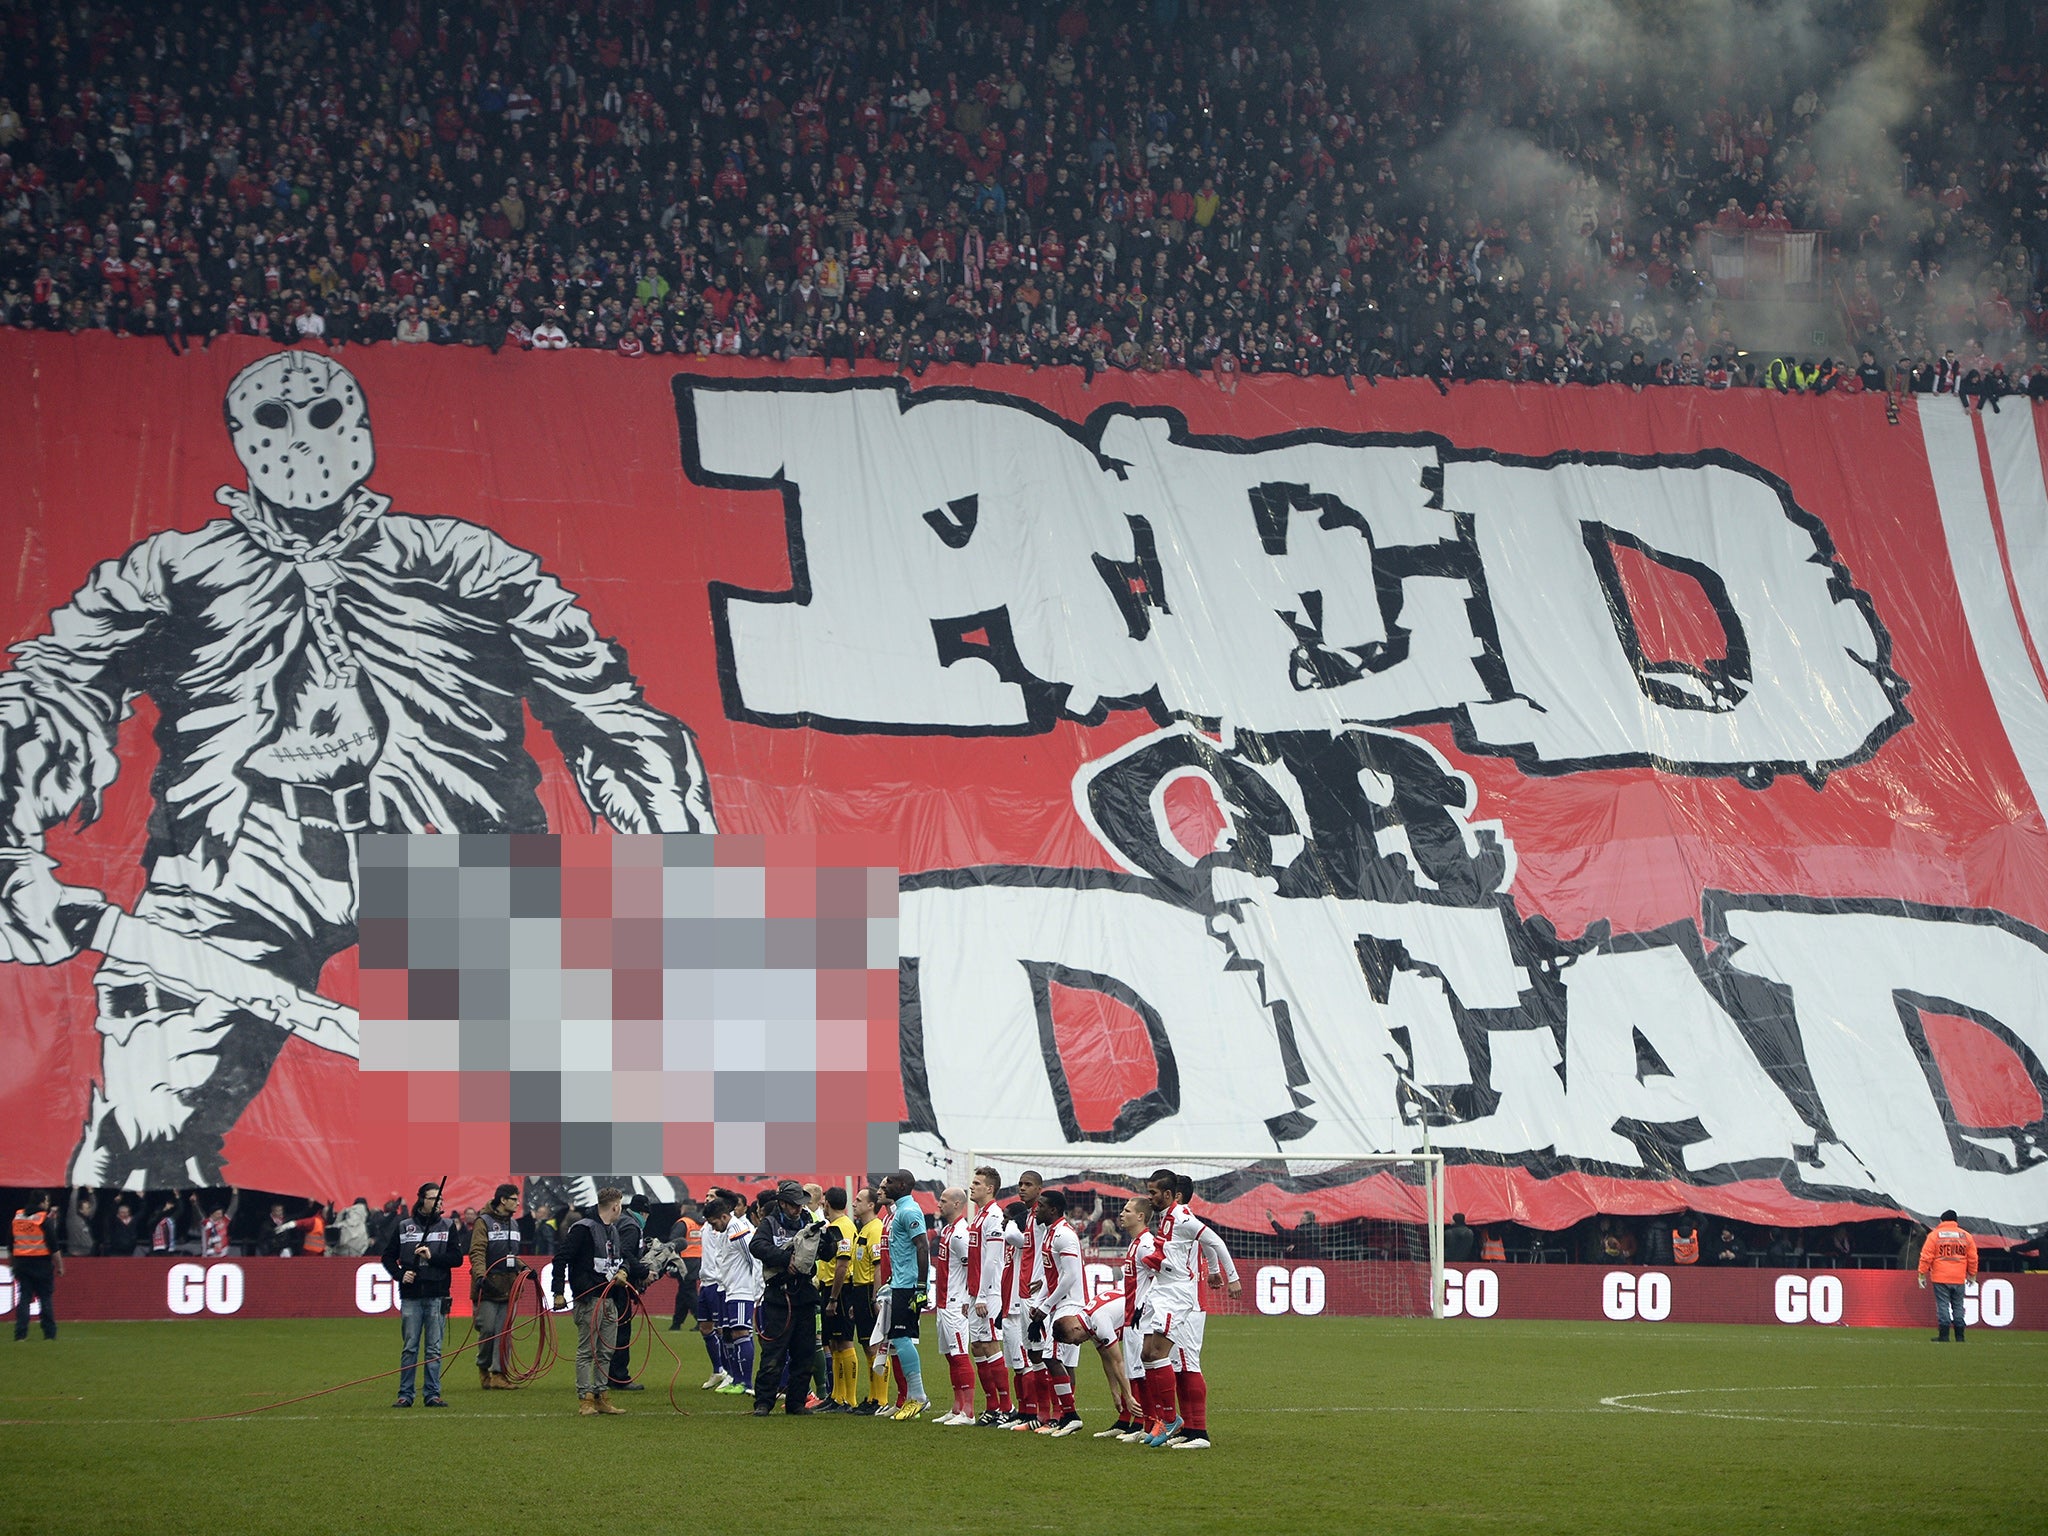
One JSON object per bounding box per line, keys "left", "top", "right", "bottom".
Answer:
{"left": 1254, "top": 1266, "right": 1291, "bottom": 1316}
{"left": 1603, "top": 1271, "right": 1637, "bottom": 1321}
{"left": 1774, "top": 1274, "right": 1809, "bottom": 1323}
{"left": 1449, "top": 457, "right": 1898, "bottom": 775}
{"left": 1721, "top": 905, "right": 2048, "bottom": 1226}
{"left": 1442, "top": 1266, "right": 1502, "bottom": 1318}
{"left": 1978, "top": 1278, "right": 2015, "bottom": 1328}
{"left": 1290, "top": 1266, "right": 1326, "bottom": 1316}
{"left": 355, "top": 1263, "right": 397, "bottom": 1314}
{"left": 1807, "top": 1274, "right": 1842, "bottom": 1325}
{"left": 168, "top": 1262, "right": 207, "bottom": 1316}
{"left": 204, "top": 1263, "right": 244, "bottom": 1316}
{"left": 688, "top": 384, "right": 1897, "bottom": 776}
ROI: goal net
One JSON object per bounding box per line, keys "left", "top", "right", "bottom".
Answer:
{"left": 929, "top": 1147, "right": 1444, "bottom": 1319}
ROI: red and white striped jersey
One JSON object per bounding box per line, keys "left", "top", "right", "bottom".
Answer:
{"left": 1006, "top": 1213, "right": 1046, "bottom": 1307}
{"left": 970, "top": 1199, "right": 1007, "bottom": 1315}
{"left": 1123, "top": 1230, "right": 1159, "bottom": 1312}
{"left": 1146, "top": 1202, "right": 1238, "bottom": 1302}
{"left": 1041, "top": 1219, "right": 1084, "bottom": 1312}
{"left": 940, "top": 1215, "right": 972, "bottom": 1310}
{"left": 201, "top": 1213, "right": 230, "bottom": 1257}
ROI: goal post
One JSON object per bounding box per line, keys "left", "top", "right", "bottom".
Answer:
{"left": 945, "top": 1147, "right": 1446, "bottom": 1319}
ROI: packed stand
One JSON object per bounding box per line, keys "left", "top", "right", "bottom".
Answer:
{"left": 0, "top": 0, "right": 2044, "bottom": 395}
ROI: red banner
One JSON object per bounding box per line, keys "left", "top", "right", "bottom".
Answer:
{"left": 2, "top": 332, "right": 2047, "bottom": 1238}
{"left": 11, "top": 1257, "right": 2044, "bottom": 1331}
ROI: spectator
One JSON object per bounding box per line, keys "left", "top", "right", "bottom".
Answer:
{"left": 0, "top": 0, "right": 2032, "bottom": 386}
{"left": 191, "top": 1189, "right": 239, "bottom": 1258}
{"left": 1444, "top": 1212, "right": 1478, "bottom": 1264}
{"left": 331, "top": 1199, "right": 372, "bottom": 1258}
{"left": 149, "top": 1197, "right": 179, "bottom": 1256}
{"left": 106, "top": 1199, "right": 142, "bottom": 1257}
{"left": 64, "top": 1188, "right": 97, "bottom": 1257}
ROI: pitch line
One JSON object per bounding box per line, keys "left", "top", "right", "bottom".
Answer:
{"left": 1599, "top": 1383, "right": 2048, "bottom": 1431}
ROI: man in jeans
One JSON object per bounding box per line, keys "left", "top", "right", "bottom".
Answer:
{"left": 469, "top": 1183, "right": 525, "bottom": 1390}
{"left": 552, "top": 1186, "right": 628, "bottom": 1415}
{"left": 381, "top": 1182, "right": 464, "bottom": 1407}
{"left": 1918, "top": 1208, "right": 1981, "bottom": 1342}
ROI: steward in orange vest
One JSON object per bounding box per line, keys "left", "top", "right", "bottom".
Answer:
{"left": 10, "top": 1191, "right": 63, "bottom": 1341}
{"left": 1671, "top": 1223, "right": 1701, "bottom": 1265}
{"left": 1918, "top": 1209, "right": 1979, "bottom": 1342}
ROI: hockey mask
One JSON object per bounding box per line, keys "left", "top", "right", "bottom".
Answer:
{"left": 223, "top": 351, "right": 374, "bottom": 513}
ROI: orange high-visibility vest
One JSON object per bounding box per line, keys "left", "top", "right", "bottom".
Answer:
{"left": 1480, "top": 1233, "right": 1506, "bottom": 1262}
{"left": 1672, "top": 1228, "right": 1700, "bottom": 1265}
{"left": 11, "top": 1210, "right": 52, "bottom": 1257}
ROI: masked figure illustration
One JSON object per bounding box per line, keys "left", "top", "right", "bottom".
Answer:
{"left": 0, "top": 351, "right": 715, "bottom": 1187}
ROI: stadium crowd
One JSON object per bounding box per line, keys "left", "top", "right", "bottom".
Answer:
{"left": 18, "top": 1179, "right": 2040, "bottom": 1272}
{"left": 0, "top": 0, "right": 2045, "bottom": 395}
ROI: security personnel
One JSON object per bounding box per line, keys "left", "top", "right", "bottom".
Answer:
{"left": 381, "top": 1182, "right": 464, "bottom": 1407}
{"left": 10, "top": 1190, "right": 62, "bottom": 1340}
{"left": 470, "top": 1183, "right": 525, "bottom": 1390}
{"left": 605, "top": 1195, "right": 652, "bottom": 1393}
{"left": 1918, "top": 1208, "right": 1980, "bottom": 1342}
{"left": 749, "top": 1180, "right": 829, "bottom": 1415}
{"left": 552, "top": 1186, "right": 629, "bottom": 1415}
{"left": 1672, "top": 1218, "right": 1701, "bottom": 1266}
{"left": 667, "top": 1205, "right": 702, "bottom": 1330}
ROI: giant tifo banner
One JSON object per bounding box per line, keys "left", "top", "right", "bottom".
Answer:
{"left": 2, "top": 333, "right": 2047, "bottom": 1239}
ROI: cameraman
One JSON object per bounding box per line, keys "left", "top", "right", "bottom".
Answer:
{"left": 381, "top": 1181, "right": 463, "bottom": 1408}
{"left": 604, "top": 1195, "right": 653, "bottom": 1393}
{"left": 470, "top": 1183, "right": 525, "bottom": 1391}
{"left": 748, "top": 1180, "right": 833, "bottom": 1416}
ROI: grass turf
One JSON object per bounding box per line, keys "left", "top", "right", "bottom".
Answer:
{"left": 3, "top": 1314, "right": 2042, "bottom": 1535}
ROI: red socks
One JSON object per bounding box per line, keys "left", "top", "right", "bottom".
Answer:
{"left": 1049, "top": 1370, "right": 1076, "bottom": 1419}
{"left": 891, "top": 1356, "right": 907, "bottom": 1408}
{"left": 976, "top": 1356, "right": 1011, "bottom": 1413}
{"left": 1178, "top": 1369, "right": 1207, "bottom": 1432}
{"left": 1024, "top": 1367, "right": 1050, "bottom": 1423}
{"left": 1146, "top": 1363, "right": 1178, "bottom": 1429}
{"left": 948, "top": 1354, "right": 975, "bottom": 1416}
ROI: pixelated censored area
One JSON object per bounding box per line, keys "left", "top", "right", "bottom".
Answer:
{"left": 356, "top": 834, "right": 901, "bottom": 1178}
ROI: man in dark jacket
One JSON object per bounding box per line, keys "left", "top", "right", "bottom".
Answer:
{"left": 604, "top": 1196, "right": 653, "bottom": 1394}
{"left": 552, "top": 1186, "right": 629, "bottom": 1415}
{"left": 750, "top": 1180, "right": 829, "bottom": 1416}
{"left": 380, "top": 1182, "right": 464, "bottom": 1407}
{"left": 470, "top": 1183, "right": 525, "bottom": 1391}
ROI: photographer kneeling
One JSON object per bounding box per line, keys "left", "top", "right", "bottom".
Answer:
{"left": 749, "top": 1181, "right": 836, "bottom": 1416}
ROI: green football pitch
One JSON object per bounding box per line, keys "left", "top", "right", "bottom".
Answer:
{"left": 4, "top": 1315, "right": 2042, "bottom": 1535}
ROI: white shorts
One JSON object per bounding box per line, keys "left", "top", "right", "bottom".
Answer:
{"left": 1124, "top": 1327, "right": 1145, "bottom": 1378}
{"left": 1001, "top": 1309, "right": 1026, "bottom": 1371}
{"left": 937, "top": 1306, "right": 969, "bottom": 1356}
{"left": 1138, "top": 1294, "right": 1204, "bottom": 1363}
{"left": 968, "top": 1309, "right": 997, "bottom": 1346}
{"left": 869, "top": 1289, "right": 891, "bottom": 1349}
{"left": 1085, "top": 1295, "right": 1126, "bottom": 1348}
{"left": 1169, "top": 1311, "right": 1206, "bottom": 1373}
